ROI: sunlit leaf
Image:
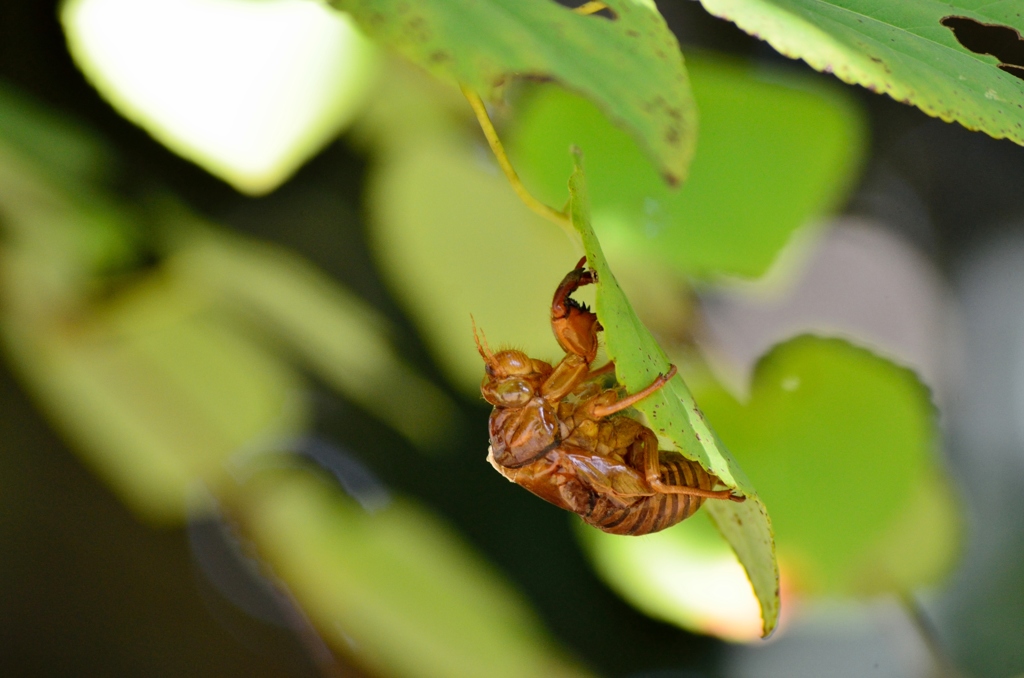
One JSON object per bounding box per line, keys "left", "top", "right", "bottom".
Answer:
{"left": 61, "top": 0, "right": 378, "bottom": 194}
{"left": 699, "top": 0, "right": 1024, "bottom": 146}
{"left": 509, "top": 51, "right": 865, "bottom": 277}
{"left": 691, "top": 335, "right": 956, "bottom": 594}
{"left": 330, "top": 0, "right": 697, "bottom": 184}
{"left": 241, "top": 469, "right": 591, "bottom": 678}
{"left": 567, "top": 152, "right": 780, "bottom": 637}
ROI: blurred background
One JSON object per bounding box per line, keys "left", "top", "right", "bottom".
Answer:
{"left": 1, "top": 0, "right": 1023, "bottom": 676}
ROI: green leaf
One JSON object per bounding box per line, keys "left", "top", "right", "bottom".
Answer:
{"left": 509, "top": 51, "right": 865, "bottom": 277}
{"left": 567, "top": 152, "right": 780, "bottom": 637}
{"left": 242, "top": 469, "right": 591, "bottom": 678}
{"left": 699, "top": 0, "right": 1024, "bottom": 146}
{"left": 691, "top": 335, "right": 958, "bottom": 594}
{"left": 329, "top": 0, "right": 697, "bottom": 184}
{"left": 0, "top": 81, "right": 590, "bottom": 677}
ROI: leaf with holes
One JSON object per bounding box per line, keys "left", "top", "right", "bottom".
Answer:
{"left": 328, "top": 0, "right": 697, "bottom": 184}
{"left": 568, "top": 152, "right": 780, "bottom": 637}
{"left": 699, "top": 0, "right": 1024, "bottom": 146}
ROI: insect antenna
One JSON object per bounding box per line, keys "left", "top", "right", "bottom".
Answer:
{"left": 470, "top": 315, "right": 496, "bottom": 366}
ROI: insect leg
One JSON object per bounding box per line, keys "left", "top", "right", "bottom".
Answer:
{"left": 568, "top": 361, "right": 617, "bottom": 399}
{"left": 638, "top": 429, "right": 745, "bottom": 501}
{"left": 585, "top": 361, "right": 616, "bottom": 380}
{"left": 590, "top": 365, "right": 678, "bottom": 418}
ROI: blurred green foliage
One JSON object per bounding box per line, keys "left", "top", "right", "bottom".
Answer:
{"left": 508, "top": 51, "right": 865, "bottom": 277}
{"left": 239, "top": 469, "right": 587, "bottom": 678}
{"left": 0, "top": 79, "right": 587, "bottom": 677}
{"left": 580, "top": 336, "right": 955, "bottom": 639}
{"left": 691, "top": 336, "right": 958, "bottom": 595}
{"left": 0, "top": 0, "right": 984, "bottom": 674}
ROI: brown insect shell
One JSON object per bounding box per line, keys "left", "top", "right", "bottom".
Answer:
{"left": 488, "top": 400, "right": 718, "bottom": 535}
{"left": 484, "top": 349, "right": 592, "bottom": 469}
{"left": 558, "top": 391, "right": 647, "bottom": 461}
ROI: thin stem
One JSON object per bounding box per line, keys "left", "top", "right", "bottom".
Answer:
{"left": 572, "top": 1, "right": 609, "bottom": 15}
{"left": 460, "top": 85, "right": 571, "bottom": 230}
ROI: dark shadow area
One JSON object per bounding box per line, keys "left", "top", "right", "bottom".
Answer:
{"left": 0, "top": 363, "right": 326, "bottom": 678}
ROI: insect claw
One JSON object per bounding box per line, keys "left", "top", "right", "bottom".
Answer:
{"left": 551, "top": 260, "right": 601, "bottom": 362}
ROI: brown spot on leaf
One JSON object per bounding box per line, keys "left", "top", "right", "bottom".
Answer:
{"left": 403, "top": 15, "right": 431, "bottom": 42}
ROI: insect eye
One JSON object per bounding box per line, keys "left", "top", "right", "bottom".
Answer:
{"left": 496, "top": 379, "right": 533, "bottom": 405}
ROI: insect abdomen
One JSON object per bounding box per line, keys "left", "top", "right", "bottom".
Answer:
{"left": 585, "top": 454, "right": 713, "bottom": 536}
